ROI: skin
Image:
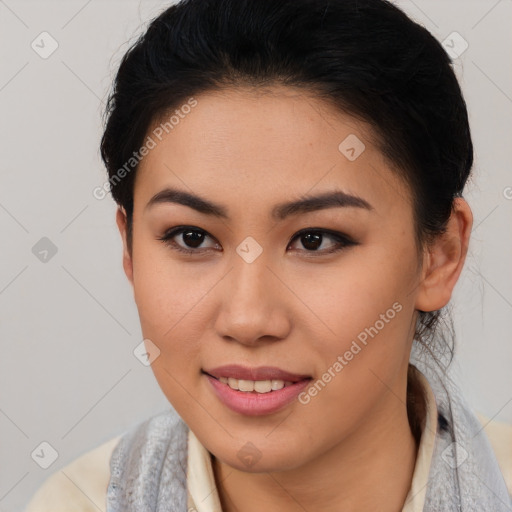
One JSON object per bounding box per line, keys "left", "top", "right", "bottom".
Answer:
{"left": 116, "top": 85, "right": 472, "bottom": 512}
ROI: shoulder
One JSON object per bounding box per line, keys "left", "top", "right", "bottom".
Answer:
{"left": 24, "top": 435, "right": 121, "bottom": 512}
{"left": 476, "top": 412, "right": 512, "bottom": 496}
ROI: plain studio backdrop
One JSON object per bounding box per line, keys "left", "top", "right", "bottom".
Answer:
{"left": 0, "top": 1, "right": 511, "bottom": 510}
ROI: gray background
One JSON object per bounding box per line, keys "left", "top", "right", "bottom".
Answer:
{"left": 0, "top": 1, "right": 510, "bottom": 510}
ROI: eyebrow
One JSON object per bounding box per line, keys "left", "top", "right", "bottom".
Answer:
{"left": 145, "top": 186, "right": 373, "bottom": 220}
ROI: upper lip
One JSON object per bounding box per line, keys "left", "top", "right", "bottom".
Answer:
{"left": 203, "top": 365, "right": 311, "bottom": 382}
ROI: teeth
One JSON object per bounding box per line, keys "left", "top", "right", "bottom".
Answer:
{"left": 218, "top": 377, "right": 294, "bottom": 393}
{"left": 272, "top": 380, "right": 285, "bottom": 390}
{"left": 238, "top": 379, "right": 254, "bottom": 392}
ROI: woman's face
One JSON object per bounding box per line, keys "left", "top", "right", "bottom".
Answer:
{"left": 121, "top": 86, "right": 425, "bottom": 472}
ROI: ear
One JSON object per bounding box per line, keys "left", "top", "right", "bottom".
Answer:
{"left": 415, "top": 198, "right": 473, "bottom": 312}
{"left": 116, "top": 207, "right": 134, "bottom": 286}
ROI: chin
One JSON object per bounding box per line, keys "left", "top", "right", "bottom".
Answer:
{"left": 212, "top": 439, "right": 310, "bottom": 474}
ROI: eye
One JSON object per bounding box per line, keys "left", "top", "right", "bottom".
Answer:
{"left": 287, "top": 228, "right": 357, "bottom": 255}
{"left": 158, "top": 226, "right": 357, "bottom": 256}
{"left": 157, "top": 226, "right": 221, "bottom": 254}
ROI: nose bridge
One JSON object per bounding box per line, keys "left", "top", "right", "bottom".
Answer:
{"left": 214, "top": 246, "right": 290, "bottom": 344}
{"left": 232, "top": 248, "right": 274, "bottom": 303}
{"left": 229, "top": 231, "right": 278, "bottom": 302}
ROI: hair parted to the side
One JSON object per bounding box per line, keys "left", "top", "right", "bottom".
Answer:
{"left": 100, "top": 0, "right": 473, "bottom": 368}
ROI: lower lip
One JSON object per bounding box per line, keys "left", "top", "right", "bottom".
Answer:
{"left": 204, "top": 373, "right": 312, "bottom": 416}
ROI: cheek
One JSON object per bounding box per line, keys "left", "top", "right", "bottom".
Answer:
{"left": 302, "top": 246, "right": 416, "bottom": 340}
{"left": 130, "top": 245, "right": 209, "bottom": 365}
{"left": 292, "top": 267, "right": 415, "bottom": 448}
{"left": 132, "top": 231, "right": 200, "bottom": 326}
{"left": 297, "top": 243, "right": 418, "bottom": 396}
{"left": 131, "top": 256, "right": 211, "bottom": 411}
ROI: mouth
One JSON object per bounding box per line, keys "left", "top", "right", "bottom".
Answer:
{"left": 203, "top": 364, "right": 311, "bottom": 385}
{"left": 203, "top": 371, "right": 296, "bottom": 393}
{"left": 201, "top": 365, "right": 312, "bottom": 416}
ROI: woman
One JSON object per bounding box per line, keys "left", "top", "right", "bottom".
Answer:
{"left": 25, "top": 0, "right": 512, "bottom": 510}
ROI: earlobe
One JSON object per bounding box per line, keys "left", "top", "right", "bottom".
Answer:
{"left": 415, "top": 198, "right": 473, "bottom": 312}
{"left": 115, "top": 207, "right": 134, "bottom": 286}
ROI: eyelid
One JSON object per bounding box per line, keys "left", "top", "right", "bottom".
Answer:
{"left": 158, "top": 225, "right": 357, "bottom": 255}
{"left": 157, "top": 226, "right": 221, "bottom": 254}
{"left": 289, "top": 227, "right": 356, "bottom": 245}
{"left": 287, "top": 228, "right": 357, "bottom": 254}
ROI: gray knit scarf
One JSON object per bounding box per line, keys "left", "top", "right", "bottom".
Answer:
{"left": 106, "top": 346, "right": 512, "bottom": 511}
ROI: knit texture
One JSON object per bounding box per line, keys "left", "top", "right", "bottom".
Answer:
{"left": 107, "top": 347, "right": 512, "bottom": 511}
{"left": 410, "top": 347, "right": 512, "bottom": 511}
{"left": 107, "top": 408, "right": 188, "bottom": 511}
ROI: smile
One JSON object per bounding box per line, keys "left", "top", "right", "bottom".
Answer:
{"left": 214, "top": 376, "right": 295, "bottom": 393}
{"left": 202, "top": 368, "right": 312, "bottom": 416}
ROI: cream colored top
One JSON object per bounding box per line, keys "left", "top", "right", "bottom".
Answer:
{"left": 25, "top": 373, "right": 512, "bottom": 511}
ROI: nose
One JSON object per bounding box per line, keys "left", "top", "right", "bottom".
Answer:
{"left": 214, "top": 254, "right": 291, "bottom": 347}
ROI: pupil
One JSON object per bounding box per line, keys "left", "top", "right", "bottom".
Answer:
{"left": 183, "top": 230, "right": 204, "bottom": 248}
{"left": 302, "top": 232, "right": 321, "bottom": 250}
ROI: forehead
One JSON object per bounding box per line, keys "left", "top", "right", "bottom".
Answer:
{"left": 134, "top": 86, "right": 411, "bottom": 217}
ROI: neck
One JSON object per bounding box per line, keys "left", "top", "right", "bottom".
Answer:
{"left": 212, "top": 381, "right": 420, "bottom": 512}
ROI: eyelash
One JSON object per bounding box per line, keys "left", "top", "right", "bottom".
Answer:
{"left": 157, "top": 226, "right": 358, "bottom": 256}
